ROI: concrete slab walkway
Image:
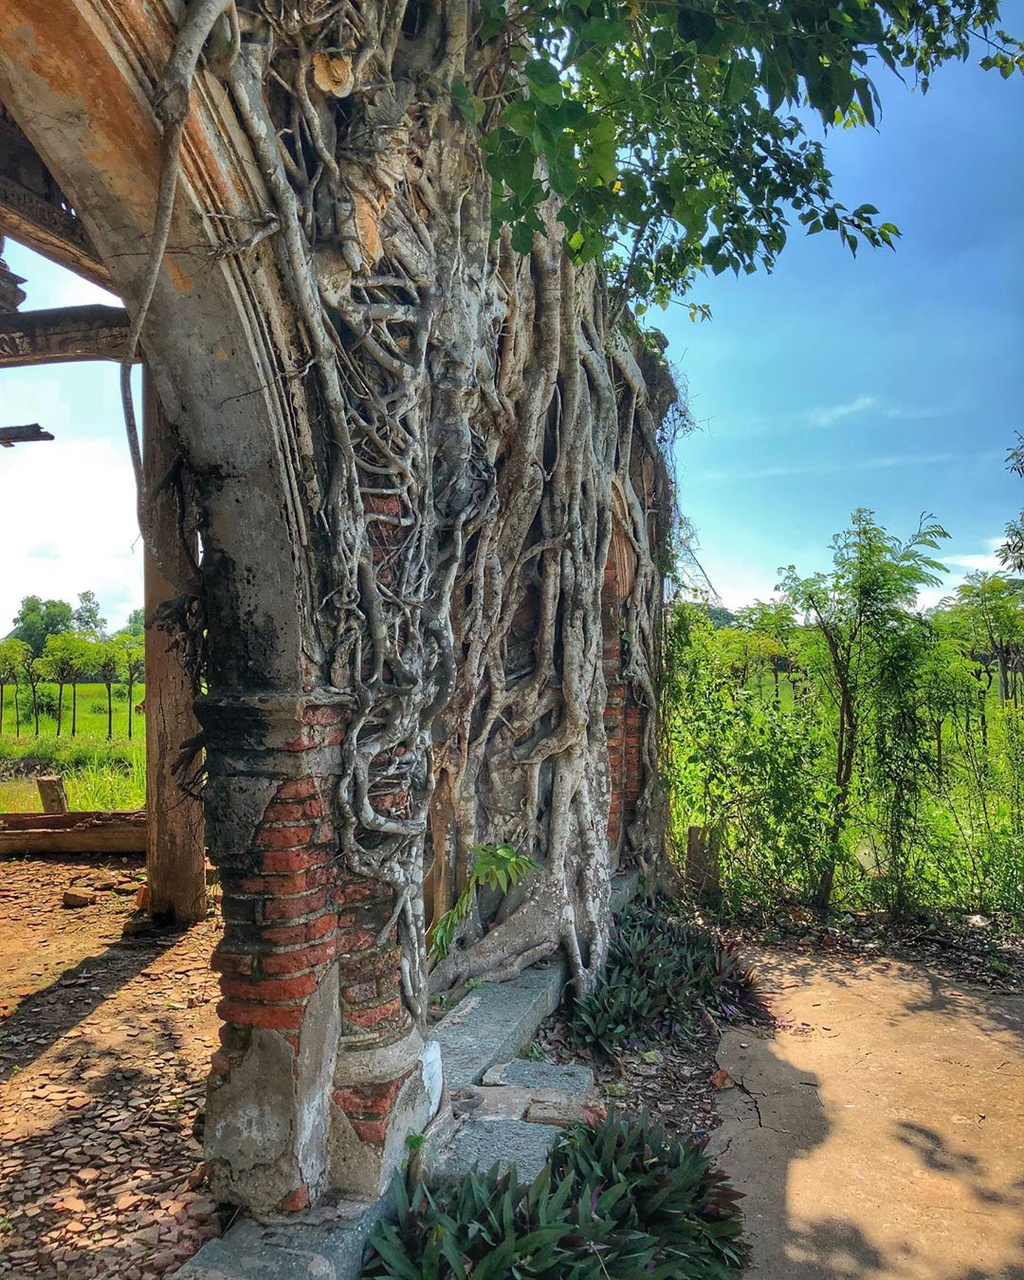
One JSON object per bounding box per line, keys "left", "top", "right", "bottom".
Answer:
{"left": 710, "top": 949, "right": 1024, "bottom": 1280}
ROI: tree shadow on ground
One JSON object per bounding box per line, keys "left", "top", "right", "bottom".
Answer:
{"left": 0, "top": 1018, "right": 220, "bottom": 1278}
{"left": 716, "top": 949, "right": 1024, "bottom": 1280}
{"left": 894, "top": 1122, "right": 1024, "bottom": 1211}
{"left": 752, "top": 946, "right": 1024, "bottom": 1045}
{"left": 0, "top": 936, "right": 179, "bottom": 1079}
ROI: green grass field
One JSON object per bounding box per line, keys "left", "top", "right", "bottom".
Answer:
{"left": 0, "top": 682, "right": 147, "bottom": 810}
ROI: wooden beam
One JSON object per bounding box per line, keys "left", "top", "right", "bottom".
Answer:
{"left": 144, "top": 369, "right": 207, "bottom": 925}
{"left": 0, "top": 423, "right": 53, "bottom": 447}
{"left": 0, "top": 304, "right": 131, "bottom": 367}
{"left": 0, "top": 104, "right": 111, "bottom": 290}
{"left": 0, "top": 809, "right": 147, "bottom": 855}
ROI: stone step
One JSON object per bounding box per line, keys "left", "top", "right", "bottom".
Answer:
{"left": 433, "top": 959, "right": 569, "bottom": 1093}
{"left": 427, "top": 1116, "right": 560, "bottom": 1186}
{"left": 172, "top": 1182, "right": 398, "bottom": 1280}
{"left": 431, "top": 870, "right": 635, "bottom": 1094}
{"left": 482, "top": 1058, "right": 595, "bottom": 1094}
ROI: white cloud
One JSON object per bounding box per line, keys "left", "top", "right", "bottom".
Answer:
{"left": 946, "top": 552, "right": 1002, "bottom": 572}
{"left": 807, "top": 394, "right": 877, "bottom": 429}
{"left": 0, "top": 437, "right": 143, "bottom": 633}
{"left": 881, "top": 403, "right": 959, "bottom": 422}
{"left": 944, "top": 537, "right": 1004, "bottom": 575}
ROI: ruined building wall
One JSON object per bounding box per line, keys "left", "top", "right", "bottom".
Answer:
{"left": 0, "top": 0, "right": 673, "bottom": 1215}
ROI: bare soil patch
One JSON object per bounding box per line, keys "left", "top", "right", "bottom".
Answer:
{"left": 0, "top": 855, "right": 222, "bottom": 1279}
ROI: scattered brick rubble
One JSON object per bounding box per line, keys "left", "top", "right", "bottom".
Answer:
{"left": 0, "top": 855, "right": 222, "bottom": 1279}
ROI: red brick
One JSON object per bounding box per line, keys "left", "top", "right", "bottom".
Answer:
{"left": 236, "top": 871, "right": 310, "bottom": 895}
{"left": 264, "top": 798, "right": 324, "bottom": 822}
{"left": 220, "top": 972, "right": 319, "bottom": 1002}
{"left": 366, "top": 495, "right": 402, "bottom": 516}
{"left": 253, "top": 824, "right": 314, "bottom": 851}
{"left": 336, "top": 928, "right": 378, "bottom": 953}
{"left": 261, "top": 940, "right": 337, "bottom": 975}
{"left": 305, "top": 913, "right": 339, "bottom": 941}
{"left": 210, "top": 950, "right": 255, "bottom": 978}
{"left": 260, "top": 923, "right": 308, "bottom": 947}
{"left": 350, "top": 1117, "right": 388, "bottom": 1145}
{"left": 345, "top": 999, "right": 404, "bottom": 1030}
{"left": 263, "top": 888, "right": 330, "bottom": 921}
{"left": 342, "top": 982, "right": 377, "bottom": 1004}
{"left": 338, "top": 945, "right": 402, "bottom": 984}
{"left": 278, "top": 1186, "right": 310, "bottom": 1212}
{"left": 275, "top": 778, "right": 318, "bottom": 800}
{"left": 304, "top": 706, "right": 344, "bottom": 726}
{"left": 260, "top": 849, "right": 320, "bottom": 874}
{"left": 336, "top": 880, "right": 385, "bottom": 906}
{"left": 332, "top": 1076, "right": 407, "bottom": 1117}
{"left": 217, "top": 1000, "right": 305, "bottom": 1032}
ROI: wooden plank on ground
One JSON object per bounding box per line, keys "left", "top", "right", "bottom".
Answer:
{"left": 0, "top": 810, "right": 147, "bottom": 854}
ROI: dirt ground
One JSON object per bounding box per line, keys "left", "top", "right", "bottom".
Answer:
{"left": 712, "top": 947, "right": 1024, "bottom": 1279}
{"left": 0, "top": 854, "right": 222, "bottom": 1279}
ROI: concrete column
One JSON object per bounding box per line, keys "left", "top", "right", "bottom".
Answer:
{"left": 143, "top": 369, "right": 207, "bottom": 925}
{"left": 200, "top": 695, "right": 439, "bottom": 1214}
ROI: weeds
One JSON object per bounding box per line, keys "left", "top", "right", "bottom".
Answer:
{"left": 363, "top": 1110, "right": 744, "bottom": 1279}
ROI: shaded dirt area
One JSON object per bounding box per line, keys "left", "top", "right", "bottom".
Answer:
{"left": 721, "top": 908, "right": 1024, "bottom": 996}
{"left": 711, "top": 947, "right": 1024, "bottom": 1279}
{"left": 0, "top": 855, "right": 222, "bottom": 1279}
{"left": 537, "top": 1004, "right": 744, "bottom": 1145}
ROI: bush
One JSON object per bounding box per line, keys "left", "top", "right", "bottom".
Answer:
{"left": 362, "top": 1110, "right": 744, "bottom": 1279}
{"left": 569, "top": 902, "right": 762, "bottom": 1057}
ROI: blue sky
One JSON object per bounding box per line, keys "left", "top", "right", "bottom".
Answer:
{"left": 1, "top": 38, "right": 1022, "bottom": 631}
{"left": 662, "top": 45, "right": 1024, "bottom": 609}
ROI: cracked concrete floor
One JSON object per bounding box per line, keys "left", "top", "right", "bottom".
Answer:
{"left": 709, "top": 949, "right": 1024, "bottom": 1280}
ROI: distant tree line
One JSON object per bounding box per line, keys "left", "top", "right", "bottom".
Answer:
{"left": 0, "top": 592, "right": 146, "bottom": 740}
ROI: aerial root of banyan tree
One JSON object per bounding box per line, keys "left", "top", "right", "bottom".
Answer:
{"left": 145, "top": 0, "right": 675, "bottom": 1004}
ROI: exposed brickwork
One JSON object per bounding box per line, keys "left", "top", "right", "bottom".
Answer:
{"left": 602, "top": 533, "right": 646, "bottom": 852}
{"left": 211, "top": 765, "right": 342, "bottom": 1059}
{"left": 332, "top": 1071, "right": 413, "bottom": 1148}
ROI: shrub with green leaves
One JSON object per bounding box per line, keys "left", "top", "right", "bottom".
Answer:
{"left": 362, "top": 1110, "right": 743, "bottom": 1279}
{"left": 569, "top": 902, "right": 761, "bottom": 1057}
{"left": 430, "top": 842, "right": 539, "bottom": 960}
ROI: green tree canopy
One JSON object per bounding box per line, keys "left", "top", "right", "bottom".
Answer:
{"left": 467, "top": 0, "right": 1022, "bottom": 303}
{"left": 41, "top": 631, "right": 95, "bottom": 736}
{"left": 10, "top": 595, "right": 74, "bottom": 656}
{"left": 997, "top": 435, "right": 1024, "bottom": 572}
{"left": 780, "top": 509, "right": 950, "bottom": 907}
{"left": 72, "top": 590, "right": 107, "bottom": 637}
{"left": 122, "top": 607, "right": 146, "bottom": 638}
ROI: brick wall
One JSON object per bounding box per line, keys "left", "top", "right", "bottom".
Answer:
{"left": 602, "top": 535, "right": 646, "bottom": 856}
{"left": 200, "top": 695, "right": 422, "bottom": 1212}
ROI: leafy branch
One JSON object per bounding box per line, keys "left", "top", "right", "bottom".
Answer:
{"left": 429, "top": 843, "right": 540, "bottom": 959}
